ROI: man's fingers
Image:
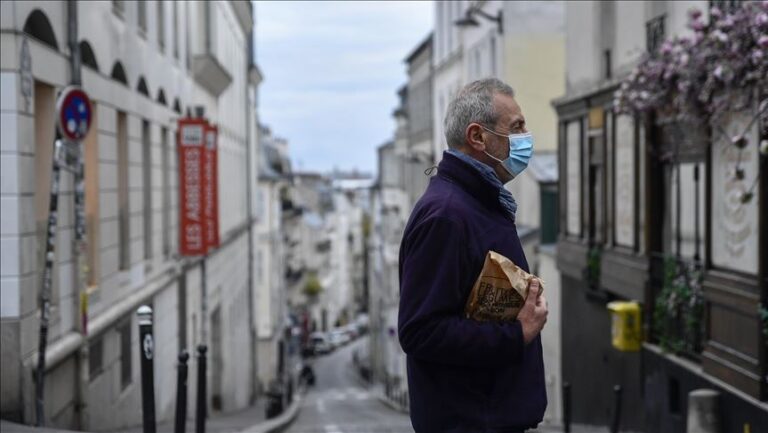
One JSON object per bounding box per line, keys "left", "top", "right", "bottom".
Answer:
{"left": 526, "top": 278, "right": 540, "bottom": 303}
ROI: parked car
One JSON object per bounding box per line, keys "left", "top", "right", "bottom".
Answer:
{"left": 309, "top": 332, "right": 332, "bottom": 355}
{"left": 328, "top": 329, "right": 350, "bottom": 348}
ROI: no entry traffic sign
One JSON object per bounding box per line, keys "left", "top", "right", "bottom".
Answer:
{"left": 56, "top": 86, "right": 92, "bottom": 141}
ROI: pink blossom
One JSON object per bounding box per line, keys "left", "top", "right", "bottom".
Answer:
{"left": 711, "top": 30, "right": 728, "bottom": 43}
{"left": 710, "top": 6, "right": 722, "bottom": 19}
{"left": 688, "top": 8, "right": 702, "bottom": 20}
{"left": 757, "top": 13, "right": 768, "bottom": 26}
{"left": 660, "top": 41, "right": 673, "bottom": 55}
{"left": 713, "top": 65, "right": 724, "bottom": 79}
{"left": 690, "top": 20, "right": 706, "bottom": 32}
{"left": 752, "top": 49, "right": 764, "bottom": 63}
{"left": 759, "top": 35, "right": 768, "bottom": 48}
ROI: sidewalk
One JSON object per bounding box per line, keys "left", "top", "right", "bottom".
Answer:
{"left": 0, "top": 392, "right": 302, "bottom": 433}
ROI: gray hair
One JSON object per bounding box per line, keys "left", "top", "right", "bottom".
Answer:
{"left": 443, "top": 78, "right": 515, "bottom": 149}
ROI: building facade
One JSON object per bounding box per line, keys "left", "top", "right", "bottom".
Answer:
{"left": 553, "top": 1, "right": 767, "bottom": 431}
{"left": 1, "top": 1, "right": 264, "bottom": 429}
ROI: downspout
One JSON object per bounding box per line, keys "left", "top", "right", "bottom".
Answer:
{"left": 68, "top": 1, "right": 90, "bottom": 429}
{"left": 245, "top": 27, "right": 258, "bottom": 403}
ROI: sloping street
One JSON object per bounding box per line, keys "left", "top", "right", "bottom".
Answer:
{"left": 288, "top": 339, "right": 413, "bottom": 433}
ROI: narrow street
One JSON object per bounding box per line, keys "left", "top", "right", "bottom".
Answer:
{"left": 288, "top": 338, "right": 414, "bottom": 433}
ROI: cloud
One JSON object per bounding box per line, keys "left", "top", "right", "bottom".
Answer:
{"left": 255, "top": 0, "right": 433, "bottom": 174}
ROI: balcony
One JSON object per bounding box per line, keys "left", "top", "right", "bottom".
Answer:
{"left": 192, "top": 54, "right": 232, "bottom": 97}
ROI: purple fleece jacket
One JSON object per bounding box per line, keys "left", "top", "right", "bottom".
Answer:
{"left": 398, "top": 151, "right": 546, "bottom": 432}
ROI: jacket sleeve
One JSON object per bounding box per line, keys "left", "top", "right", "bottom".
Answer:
{"left": 397, "top": 215, "right": 526, "bottom": 368}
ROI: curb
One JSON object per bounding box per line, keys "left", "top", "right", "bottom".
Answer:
{"left": 240, "top": 393, "right": 303, "bottom": 433}
{"left": 373, "top": 386, "right": 409, "bottom": 415}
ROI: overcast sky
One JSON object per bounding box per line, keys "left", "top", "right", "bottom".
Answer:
{"left": 254, "top": 1, "right": 433, "bottom": 175}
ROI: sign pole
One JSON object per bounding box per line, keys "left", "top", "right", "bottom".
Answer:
{"left": 35, "top": 138, "right": 65, "bottom": 427}
{"left": 35, "top": 85, "right": 92, "bottom": 426}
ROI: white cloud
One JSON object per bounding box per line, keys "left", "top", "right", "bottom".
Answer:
{"left": 255, "top": 0, "right": 433, "bottom": 174}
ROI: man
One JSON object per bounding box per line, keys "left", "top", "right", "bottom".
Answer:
{"left": 398, "top": 78, "right": 548, "bottom": 432}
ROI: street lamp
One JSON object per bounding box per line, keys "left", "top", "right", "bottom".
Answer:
{"left": 454, "top": 7, "right": 503, "bottom": 34}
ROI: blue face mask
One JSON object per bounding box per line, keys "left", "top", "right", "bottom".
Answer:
{"left": 482, "top": 126, "right": 534, "bottom": 178}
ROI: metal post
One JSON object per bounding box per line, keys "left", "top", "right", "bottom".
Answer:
{"left": 611, "top": 385, "right": 623, "bottom": 433}
{"left": 196, "top": 344, "right": 208, "bottom": 433}
{"left": 201, "top": 259, "right": 207, "bottom": 346}
{"left": 35, "top": 139, "right": 65, "bottom": 426}
{"left": 693, "top": 164, "right": 700, "bottom": 262}
{"left": 563, "top": 382, "right": 571, "bottom": 433}
{"left": 175, "top": 350, "right": 190, "bottom": 433}
{"left": 138, "top": 306, "right": 156, "bottom": 433}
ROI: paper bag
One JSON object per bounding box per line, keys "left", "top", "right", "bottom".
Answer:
{"left": 463, "top": 250, "right": 542, "bottom": 322}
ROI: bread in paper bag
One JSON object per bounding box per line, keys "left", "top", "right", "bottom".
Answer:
{"left": 463, "top": 250, "right": 543, "bottom": 322}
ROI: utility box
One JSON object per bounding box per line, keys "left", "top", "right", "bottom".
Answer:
{"left": 607, "top": 301, "right": 642, "bottom": 351}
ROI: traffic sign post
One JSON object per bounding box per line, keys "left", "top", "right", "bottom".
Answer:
{"left": 35, "top": 86, "right": 92, "bottom": 426}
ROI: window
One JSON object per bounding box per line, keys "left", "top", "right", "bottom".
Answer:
{"left": 646, "top": 15, "right": 665, "bottom": 55}
{"left": 138, "top": 1, "right": 147, "bottom": 35}
{"left": 117, "top": 111, "right": 130, "bottom": 270}
{"left": 112, "top": 0, "right": 125, "bottom": 17}
{"left": 173, "top": 1, "right": 179, "bottom": 59}
{"left": 709, "top": 0, "right": 744, "bottom": 12}
{"left": 161, "top": 127, "right": 170, "bottom": 257}
{"left": 89, "top": 337, "right": 103, "bottom": 379}
{"left": 664, "top": 162, "right": 707, "bottom": 262}
{"left": 540, "top": 185, "right": 559, "bottom": 245}
{"left": 490, "top": 36, "right": 497, "bottom": 77}
{"left": 604, "top": 49, "right": 612, "bottom": 80}
{"left": 142, "top": 120, "right": 152, "bottom": 260}
{"left": 157, "top": 0, "right": 165, "bottom": 52}
{"left": 84, "top": 103, "right": 100, "bottom": 287}
{"left": 119, "top": 319, "right": 132, "bottom": 389}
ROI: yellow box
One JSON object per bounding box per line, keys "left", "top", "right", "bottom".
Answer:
{"left": 607, "top": 301, "right": 642, "bottom": 351}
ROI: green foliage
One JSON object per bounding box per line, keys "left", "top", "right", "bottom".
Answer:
{"left": 653, "top": 256, "right": 704, "bottom": 355}
{"left": 303, "top": 274, "right": 323, "bottom": 298}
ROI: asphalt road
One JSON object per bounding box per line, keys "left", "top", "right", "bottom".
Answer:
{"left": 286, "top": 337, "right": 414, "bottom": 433}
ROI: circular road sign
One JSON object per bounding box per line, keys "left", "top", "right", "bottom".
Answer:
{"left": 56, "top": 86, "right": 92, "bottom": 141}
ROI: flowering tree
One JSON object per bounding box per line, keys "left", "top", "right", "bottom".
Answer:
{"left": 615, "top": 1, "right": 768, "bottom": 203}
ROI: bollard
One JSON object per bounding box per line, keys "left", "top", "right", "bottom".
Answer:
{"left": 174, "top": 350, "right": 190, "bottom": 433}
{"left": 196, "top": 345, "right": 208, "bottom": 433}
{"left": 611, "top": 385, "right": 623, "bottom": 433}
{"left": 563, "top": 382, "right": 571, "bottom": 433}
{"left": 687, "top": 389, "right": 720, "bottom": 433}
{"left": 137, "top": 306, "right": 156, "bottom": 433}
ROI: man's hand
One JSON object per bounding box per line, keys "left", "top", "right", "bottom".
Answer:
{"left": 517, "top": 278, "right": 548, "bottom": 344}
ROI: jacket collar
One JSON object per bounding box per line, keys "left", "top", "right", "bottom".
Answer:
{"left": 437, "top": 151, "right": 505, "bottom": 213}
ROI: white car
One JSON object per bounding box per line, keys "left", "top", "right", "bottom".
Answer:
{"left": 328, "top": 329, "right": 350, "bottom": 348}
{"left": 310, "top": 332, "right": 332, "bottom": 355}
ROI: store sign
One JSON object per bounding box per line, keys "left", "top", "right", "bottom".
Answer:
{"left": 178, "top": 118, "right": 219, "bottom": 256}
{"left": 202, "top": 124, "right": 220, "bottom": 250}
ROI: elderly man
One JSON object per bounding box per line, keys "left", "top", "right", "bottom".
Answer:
{"left": 398, "top": 78, "right": 548, "bottom": 432}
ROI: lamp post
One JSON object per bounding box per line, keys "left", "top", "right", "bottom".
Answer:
{"left": 454, "top": 6, "right": 503, "bottom": 34}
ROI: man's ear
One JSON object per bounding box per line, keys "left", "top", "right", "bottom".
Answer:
{"left": 465, "top": 123, "right": 487, "bottom": 152}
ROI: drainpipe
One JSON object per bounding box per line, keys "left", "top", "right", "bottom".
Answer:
{"left": 245, "top": 27, "right": 258, "bottom": 403}
{"left": 68, "top": 1, "right": 89, "bottom": 430}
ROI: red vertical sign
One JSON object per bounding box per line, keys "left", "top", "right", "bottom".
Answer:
{"left": 177, "top": 118, "right": 207, "bottom": 256}
{"left": 202, "top": 123, "right": 220, "bottom": 251}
